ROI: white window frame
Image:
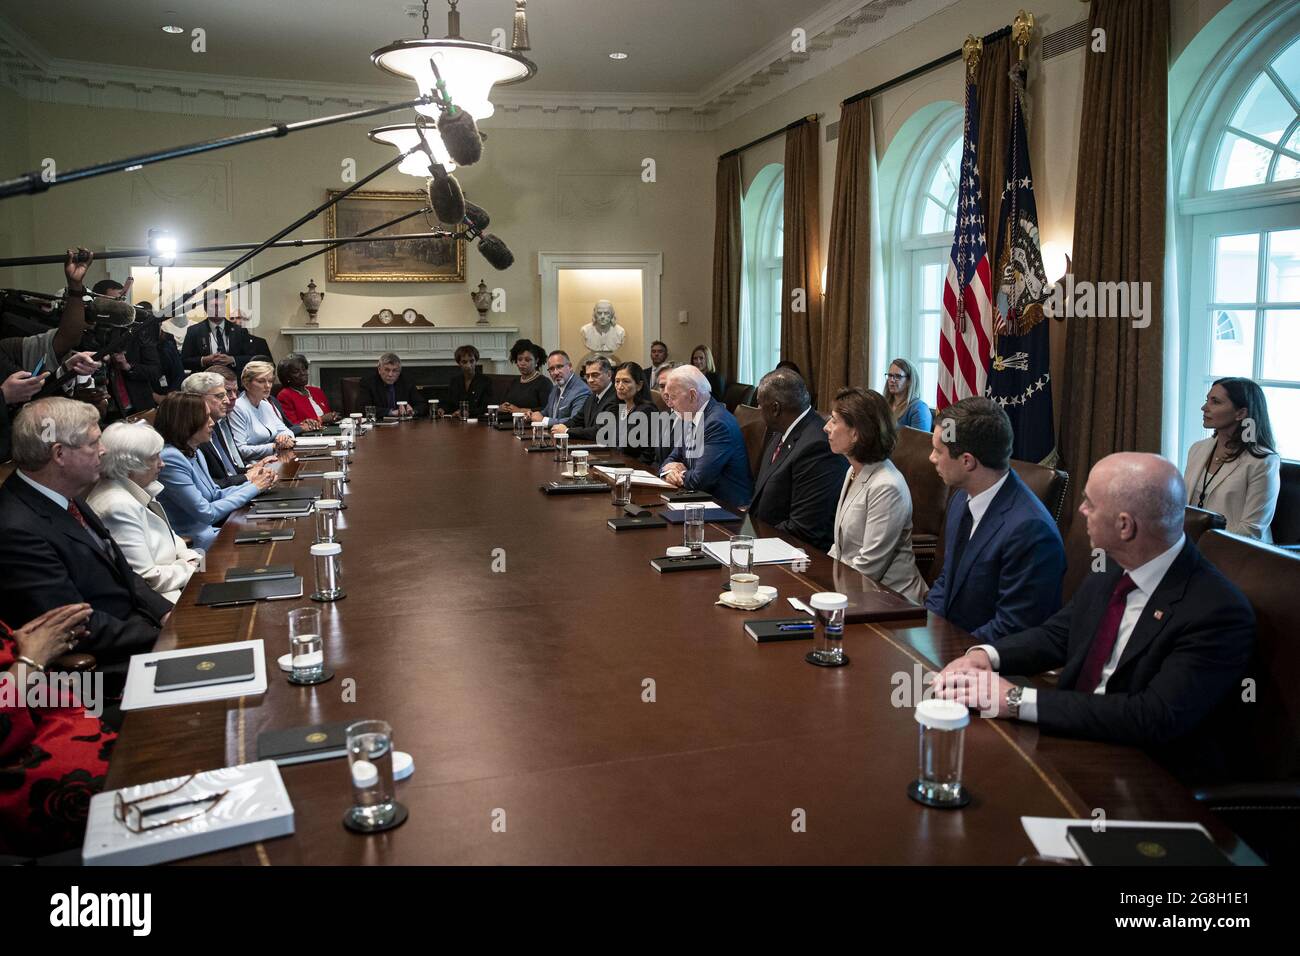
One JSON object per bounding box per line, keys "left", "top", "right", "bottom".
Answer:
{"left": 739, "top": 164, "right": 784, "bottom": 386}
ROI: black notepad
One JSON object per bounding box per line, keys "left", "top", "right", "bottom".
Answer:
{"left": 660, "top": 490, "right": 715, "bottom": 503}
{"left": 319, "top": 426, "right": 342, "bottom": 436}
{"left": 248, "top": 499, "right": 314, "bottom": 517}
{"left": 235, "top": 529, "right": 295, "bottom": 545}
{"left": 663, "top": 507, "right": 741, "bottom": 523}
{"left": 196, "top": 576, "right": 304, "bottom": 607}
{"left": 541, "top": 480, "right": 608, "bottom": 495}
{"left": 607, "top": 515, "right": 668, "bottom": 530}
{"left": 151, "top": 647, "right": 256, "bottom": 692}
{"left": 256, "top": 720, "right": 361, "bottom": 766}
{"left": 255, "top": 484, "right": 322, "bottom": 502}
{"left": 1065, "top": 826, "right": 1232, "bottom": 866}
{"left": 224, "top": 564, "right": 296, "bottom": 583}
{"left": 650, "top": 553, "right": 724, "bottom": 573}
{"left": 744, "top": 618, "right": 817, "bottom": 643}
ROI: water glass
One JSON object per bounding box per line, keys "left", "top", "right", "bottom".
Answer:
{"left": 611, "top": 468, "right": 633, "bottom": 507}
{"left": 459, "top": 400, "right": 470, "bottom": 421}
{"left": 323, "top": 471, "right": 347, "bottom": 509}
{"left": 683, "top": 503, "right": 705, "bottom": 552}
{"left": 908, "top": 699, "right": 970, "bottom": 808}
{"left": 314, "top": 498, "right": 341, "bottom": 543}
{"left": 572, "top": 449, "right": 589, "bottom": 478}
{"left": 512, "top": 411, "right": 526, "bottom": 437}
{"left": 311, "top": 542, "right": 345, "bottom": 601}
{"left": 727, "top": 534, "right": 756, "bottom": 598}
{"left": 428, "top": 399, "right": 439, "bottom": 421}
{"left": 554, "top": 432, "right": 570, "bottom": 463}
{"left": 364, "top": 404, "right": 377, "bottom": 424}
{"left": 330, "top": 449, "right": 350, "bottom": 481}
{"left": 531, "top": 421, "right": 545, "bottom": 447}
{"left": 808, "top": 592, "right": 848, "bottom": 664}
{"left": 288, "top": 606, "right": 323, "bottom": 682}
{"left": 346, "top": 720, "right": 398, "bottom": 830}
{"left": 486, "top": 404, "right": 500, "bottom": 427}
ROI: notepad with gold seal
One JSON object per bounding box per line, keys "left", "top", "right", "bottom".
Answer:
{"left": 150, "top": 647, "right": 256, "bottom": 692}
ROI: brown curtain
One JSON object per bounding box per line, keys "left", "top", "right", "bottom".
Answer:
{"left": 1058, "top": 0, "right": 1168, "bottom": 514}
{"left": 781, "top": 117, "right": 823, "bottom": 404}
{"left": 819, "top": 99, "right": 873, "bottom": 405}
{"left": 976, "top": 33, "right": 1015, "bottom": 274}
{"left": 710, "top": 154, "right": 743, "bottom": 388}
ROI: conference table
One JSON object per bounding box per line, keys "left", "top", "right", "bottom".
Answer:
{"left": 103, "top": 418, "right": 1257, "bottom": 865}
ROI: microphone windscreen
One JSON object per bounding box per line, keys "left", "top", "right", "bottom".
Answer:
{"left": 463, "top": 201, "right": 490, "bottom": 232}
{"left": 93, "top": 297, "right": 136, "bottom": 325}
{"left": 427, "top": 171, "right": 466, "bottom": 226}
{"left": 438, "top": 109, "right": 483, "bottom": 166}
{"left": 478, "top": 234, "right": 514, "bottom": 271}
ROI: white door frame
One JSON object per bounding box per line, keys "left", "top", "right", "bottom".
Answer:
{"left": 537, "top": 252, "right": 663, "bottom": 352}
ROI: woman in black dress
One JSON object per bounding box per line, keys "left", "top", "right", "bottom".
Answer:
{"left": 442, "top": 344, "right": 493, "bottom": 418}
{"left": 691, "top": 343, "right": 726, "bottom": 400}
{"left": 499, "top": 339, "right": 552, "bottom": 416}
{"left": 612, "top": 361, "right": 663, "bottom": 467}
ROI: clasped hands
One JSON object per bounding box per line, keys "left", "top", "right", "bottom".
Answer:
{"left": 930, "top": 649, "right": 1017, "bottom": 719}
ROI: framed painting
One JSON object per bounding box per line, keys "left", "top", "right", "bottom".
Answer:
{"left": 325, "top": 189, "right": 464, "bottom": 282}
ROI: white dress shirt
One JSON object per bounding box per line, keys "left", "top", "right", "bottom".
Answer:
{"left": 16, "top": 469, "right": 69, "bottom": 510}
{"left": 980, "top": 534, "right": 1187, "bottom": 722}
{"left": 964, "top": 471, "right": 1009, "bottom": 538}
{"left": 775, "top": 406, "right": 812, "bottom": 453}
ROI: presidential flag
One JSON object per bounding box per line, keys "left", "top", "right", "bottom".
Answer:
{"left": 987, "top": 60, "right": 1055, "bottom": 464}
{"left": 938, "top": 72, "right": 993, "bottom": 410}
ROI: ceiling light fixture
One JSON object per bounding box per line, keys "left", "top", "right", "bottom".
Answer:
{"left": 161, "top": 24, "right": 184, "bottom": 34}
{"left": 371, "top": 0, "right": 537, "bottom": 122}
{"left": 368, "top": 122, "right": 457, "bottom": 177}
{"left": 609, "top": 52, "right": 628, "bottom": 60}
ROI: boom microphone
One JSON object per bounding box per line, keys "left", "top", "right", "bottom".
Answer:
{"left": 477, "top": 234, "right": 514, "bottom": 271}
{"left": 437, "top": 108, "right": 483, "bottom": 166}
{"left": 463, "top": 201, "right": 490, "bottom": 232}
{"left": 426, "top": 166, "right": 466, "bottom": 225}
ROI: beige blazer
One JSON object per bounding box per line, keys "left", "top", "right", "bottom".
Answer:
{"left": 1184, "top": 436, "right": 1281, "bottom": 542}
{"left": 87, "top": 477, "right": 204, "bottom": 603}
{"left": 827, "top": 458, "right": 928, "bottom": 604}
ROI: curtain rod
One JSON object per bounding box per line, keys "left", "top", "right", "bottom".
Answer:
{"left": 718, "top": 113, "right": 819, "bottom": 161}
{"left": 842, "top": 24, "right": 1012, "bottom": 106}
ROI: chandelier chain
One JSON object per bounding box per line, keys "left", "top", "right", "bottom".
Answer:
{"left": 421, "top": 0, "right": 430, "bottom": 39}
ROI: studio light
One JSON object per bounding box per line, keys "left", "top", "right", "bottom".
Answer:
{"left": 371, "top": 0, "right": 536, "bottom": 122}
{"left": 148, "top": 227, "right": 177, "bottom": 265}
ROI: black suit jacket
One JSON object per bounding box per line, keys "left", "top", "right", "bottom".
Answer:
{"left": 443, "top": 372, "right": 492, "bottom": 418}
{"left": 747, "top": 410, "right": 847, "bottom": 553}
{"left": 995, "top": 538, "right": 1255, "bottom": 782}
{"left": 180, "top": 320, "right": 254, "bottom": 375}
{"left": 566, "top": 385, "right": 621, "bottom": 441}
{"left": 155, "top": 326, "right": 185, "bottom": 393}
{"left": 0, "top": 475, "right": 172, "bottom": 667}
{"left": 105, "top": 328, "right": 161, "bottom": 420}
{"left": 359, "top": 371, "right": 424, "bottom": 416}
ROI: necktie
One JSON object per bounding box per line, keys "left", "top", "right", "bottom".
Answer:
{"left": 68, "top": 501, "right": 107, "bottom": 553}
{"left": 386, "top": 383, "right": 396, "bottom": 411}
{"left": 112, "top": 367, "right": 132, "bottom": 412}
{"left": 1076, "top": 573, "right": 1138, "bottom": 693}
{"left": 770, "top": 439, "right": 782, "bottom": 465}
{"left": 212, "top": 432, "right": 237, "bottom": 476}
{"left": 215, "top": 323, "right": 227, "bottom": 354}
{"left": 948, "top": 501, "right": 975, "bottom": 574}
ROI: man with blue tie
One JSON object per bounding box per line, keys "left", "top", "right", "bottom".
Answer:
{"left": 182, "top": 370, "right": 275, "bottom": 489}
{"left": 923, "top": 397, "right": 1065, "bottom": 643}
{"left": 659, "top": 365, "right": 753, "bottom": 507}
{"left": 531, "top": 350, "right": 590, "bottom": 429}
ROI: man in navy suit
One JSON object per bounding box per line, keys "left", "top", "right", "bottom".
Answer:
{"left": 0, "top": 398, "right": 172, "bottom": 672}
{"left": 934, "top": 452, "right": 1255, "bottom": 782}
{"left": 180, "top": 289, "right": 254, "bottom": 376}
{"left": 746, "top": 369, "right": 846, "bottom": 552}
{"left": 560, "top": 357, "right": 621, "bottom": 442}
{"left": 924, "top": 397, "right": 1065, "bottom": 642}
{"left": 531, "top": 350, "right": 590, "bottom": 429}
{"left": 659, "top": 365, "right": 753, "bottom": 507}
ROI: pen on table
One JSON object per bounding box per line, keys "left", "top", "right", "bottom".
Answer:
{"left": 777, "top": 622, "right": 815, "bottom": 631}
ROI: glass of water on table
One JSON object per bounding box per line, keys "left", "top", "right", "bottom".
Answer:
{"left": 345, "top": 719, "right": 401, "bottom": 831}
{"left": 288, "top": 607, "right": 324, "bottom": 683}
{"left": 683, "top": 503, "right": 705, "bottom": 551}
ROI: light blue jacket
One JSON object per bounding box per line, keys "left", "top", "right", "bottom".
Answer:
{"left": 230, "top": 393, "right": 293, "bottom": 460}
{"left": 541, "top": 373, "right": 591, "bottom": 426}
{"left": 898, "top": 398, "right": 933, "bottom": 432}
{"left": 158, "top": 445, "right": 261, "bottom": 550}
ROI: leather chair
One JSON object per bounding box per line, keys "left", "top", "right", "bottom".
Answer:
{"left": 1009, "top": 460, "right": 1070, "bottom": 529}
{"left": 339, "top": 377, "right": 362, "bottom": 416}
{"left": 892, "top": 426, "right": 950, "bottom": 584}
{"left": 1194, "top": 530, "right": 1300, "bottom": 863}
{"left": 732, "top": 404, "right": 767, "bottom": 480}
{"left": 1271, "top": 460, "right": 1300, "bottom": 550}
{"left": 487, "top": 374, "right": 516, "bottom": 405}
{"left": 125, "top": 407, "right": 157, "bottom": 426}
{"left": 1062, "top": 506, "right": 1227, "bottom": 603}
{"left": 722, "top": 382, "right": 755, "bottom": 412}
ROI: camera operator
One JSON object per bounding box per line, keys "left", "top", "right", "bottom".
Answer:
{"left": 90, "top": 277, "right": 160, "bottom": 422}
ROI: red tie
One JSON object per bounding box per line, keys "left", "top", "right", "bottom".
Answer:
{"left": 112, "top": 368, "right": 132, "bottom": 411}
{"left": 1076, "top": 573, "right": 1138, "bottom": 693}
{"left": 67, "top": 500, "right": 91, "bottom": 530}
{"left": 770, "top": 441, "right": 782, "bottom": 465}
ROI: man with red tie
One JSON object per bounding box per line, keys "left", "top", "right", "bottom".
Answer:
{"left": 934, "top": 452, "right": 1255, "bottom": 782}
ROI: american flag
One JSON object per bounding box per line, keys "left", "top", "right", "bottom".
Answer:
{"left": 937, "top": 76, "right": 993, "bottom": 410}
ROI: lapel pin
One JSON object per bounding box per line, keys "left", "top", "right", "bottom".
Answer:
{"left": 1153, "top": 610, "right": 1164, "bottom": 621}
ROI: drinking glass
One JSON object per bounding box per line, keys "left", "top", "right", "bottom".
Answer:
{"left": 611, "top": 468, "right": 633, "bottom": 506}
{"left": 808, "top": 592, "right": 848, "bottom": 664}
{"left": 683, "top": 503, "right": 705, "bottom": 552}
{"left": 572, "top": 450, "right": 589, "bottom": 478}
{"left": 288, "top": 607, "right": 323, "bottom": 682}
{"left": 314, "top": 498, "right": 340, "bottom": 543}
{"left": 908, "top": 699, "right": 970, "bottom": 808}
{"left": 311, "top": 542, "right": 345, "bottom": 601}
{"left": 728, "top": 534, "right": 756, "bottom": 599}
{"left": 364, "top": 405, "right": 377, "bottom": 424}
{"left": 554, "top": 432, "right": 570, "bottom": 463}
{"left": 346, "top": 720, "right": 398, "bottom": 830}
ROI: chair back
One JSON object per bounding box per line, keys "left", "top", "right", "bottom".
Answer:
{"left": 1009, "top": 459, "right": 1070, "bottom": 528}
{"left": 1272, "top": 459, "right": 1300, "bottom": 546}
{"left": 892, "top": 426, "right": 950, "bottom": 583}
{"left": 732, "top": 404, "right": 767, "bottom": 480}
{"left": 339, "top": 377, "right": 362, "bottom": 416}
{"left": 722, "top": 382, "right": 755, "bottom": 412}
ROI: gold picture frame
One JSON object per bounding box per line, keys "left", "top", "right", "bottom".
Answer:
{"left": 325, "top": 189, "right": 464, "bottom": 282}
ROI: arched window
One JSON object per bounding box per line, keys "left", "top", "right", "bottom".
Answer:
{"left": 739, "top": 164, "right": 784, "bottom": 385}
{"left": 1178, "top": 16, "right": 1300, "bottom": 462}
{"left": 883, "top": 106, "right": 962, "bottom": 407}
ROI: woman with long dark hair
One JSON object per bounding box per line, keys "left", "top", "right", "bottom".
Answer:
{"left": 1183, "top": 377, "right": 1281, "bottom": 540}
{"left": 612, "top": 361, "right": 662, "bottom": 466}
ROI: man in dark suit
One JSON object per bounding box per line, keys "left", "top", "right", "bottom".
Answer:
{"left": 532, "top": 350, "right": 590, "bottom": 428}
{"left": 91, "top": 280, "right": 160, "bottom": 422}
{"left": 180, "top": 289, "right": 254, "bottom": 375}
{"left": 935, "top": 452, "right": 1255, "bottom": 782}
{"left": 359, "top": 352, "right": 424, "bottom": 417}
{"left": 0, "top": 398, "right": 172, "bottom": 672}
{"left": 923, "top": 397, "right": 1065, "bottom": 643}
{"left": 745, "top": 369, "right": 846, "bottom": 552}
{"left": 182, "top": 368, "right": 275, "bottom": 488}
{"left": 558, "top": 356, "right": 619, "bottom": 442}
{"left": 659, "top": 365, "right": 753, "bottom": 506}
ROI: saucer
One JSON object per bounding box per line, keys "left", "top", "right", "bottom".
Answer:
{"left": 717, "top": 585, "right": 777, "bottom": 610}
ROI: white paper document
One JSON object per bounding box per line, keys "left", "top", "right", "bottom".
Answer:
{"left": 592, "top": 466, "right": 673, "bottom": 488}
{"left": 292, "top": 436, "right": 336, "bottom": 449}
{"left": 1020, "top": 817, "right": 1211, "bottom": 860}
{"left": 703, "top": 538, "right": 809, "bottom": 565}
{"left": 664, "top": 500, "right": 720, "bottom": 510}
{"left": 122, "top": 639, "right": 268, "bottom": 712}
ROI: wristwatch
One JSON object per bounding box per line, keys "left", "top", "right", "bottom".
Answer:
{"left": 1005, "top": 684, "right": 1024, "bottom": 719}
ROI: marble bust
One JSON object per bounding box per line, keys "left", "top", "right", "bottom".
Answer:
{"left": 579, "top": 299, "right": 626, "bottom": 360}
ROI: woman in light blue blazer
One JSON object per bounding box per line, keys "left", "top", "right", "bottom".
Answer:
{"left": 230, "top": 360, "right": 296, "bottom": 460}
{"left": 885, "top": 357, "right": 933, "bottom": 433}
{"left": 155, "top": 393, "right": 272, "bottom": 550}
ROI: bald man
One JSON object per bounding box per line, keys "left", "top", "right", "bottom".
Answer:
{"left": 934, "top": 452, "right": 1255, "bottom": 782}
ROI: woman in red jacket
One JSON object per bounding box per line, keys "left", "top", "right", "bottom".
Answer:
{"left": 1, "top": 603, "right": 116, "bottom": 857}
{"left": 275, "top": 353, "right": 340, "bottom": 428}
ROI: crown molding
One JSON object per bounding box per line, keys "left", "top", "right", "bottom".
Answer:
{"left": 0, "top": 0, "right": 945, "bottom": 133}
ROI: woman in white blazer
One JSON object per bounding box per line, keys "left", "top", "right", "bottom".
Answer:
{"left": 823, "top": 387, "right": 928, "bottom": 604}
{"left": 229, "top": 360, "right": 295, "bottom": 460}
{"left": 1184, "top": 377, "right": 1281, "bottom": 541}
{"left": 86, "top": 420, "right": 204, "bottom": 604}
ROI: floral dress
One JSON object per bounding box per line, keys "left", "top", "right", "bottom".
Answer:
{"left": 0, "top": 623, "right": 116, "bottom": 856}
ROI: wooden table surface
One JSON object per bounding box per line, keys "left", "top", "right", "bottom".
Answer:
{"left": 103, "top": 419, "right": 1255, "bottom": 864}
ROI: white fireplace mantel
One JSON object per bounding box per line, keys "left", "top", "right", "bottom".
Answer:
{"left": 281, "top": 326, "right": 520, "bottom": 384}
